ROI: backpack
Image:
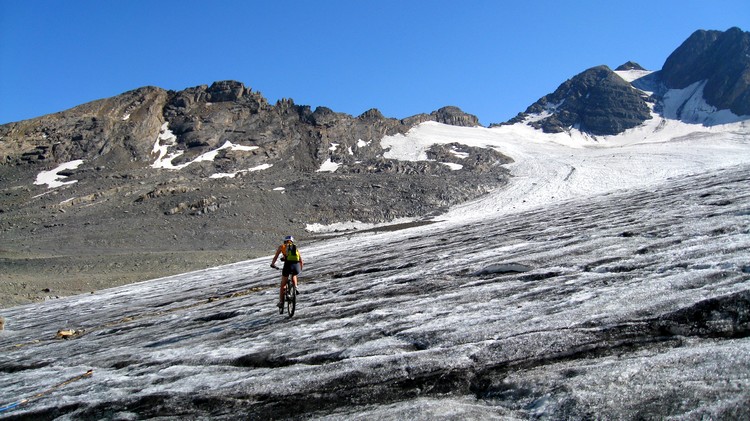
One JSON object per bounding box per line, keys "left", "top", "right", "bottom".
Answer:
{"left": 285, "top": 243, "right": 300, "bottom": 262}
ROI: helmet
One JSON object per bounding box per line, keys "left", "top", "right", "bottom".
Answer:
{"left": 284, "top": 235, "right": 294, "bottom": 242}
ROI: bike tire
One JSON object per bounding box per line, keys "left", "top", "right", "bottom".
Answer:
{"left": 287, "top": 286, "right": 296, "bottom": 317}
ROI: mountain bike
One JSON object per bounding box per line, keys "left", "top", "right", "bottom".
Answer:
{"left": 271, "top": 265, "right": 297, "bottom": 317}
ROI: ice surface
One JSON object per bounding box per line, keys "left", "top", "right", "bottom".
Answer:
{"left": 6, "top": 101, "right": 750, "bottom": 418}
{"left": 2, "top": 162, "right": 749, "bottom": 418}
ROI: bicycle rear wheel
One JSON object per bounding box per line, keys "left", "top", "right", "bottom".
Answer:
{"left": 286, "top": 285, "right": 296, "bottom": 317}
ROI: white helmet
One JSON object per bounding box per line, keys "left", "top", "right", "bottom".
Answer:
{"left": 284, "top": 235, "right": 294, "bottom": 242}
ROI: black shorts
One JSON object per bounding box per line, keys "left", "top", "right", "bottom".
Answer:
{"left": 282, "top": 262, "right": 301, "bottom": 277}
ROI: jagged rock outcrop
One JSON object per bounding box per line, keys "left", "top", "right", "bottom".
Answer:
{"left": 400, "top": 106, "right": 480, "bottom": 128}
{"left": 0, "top": 80, "right": 484, "bottom": 178}
{"left": 506, "top": 65, "right": 652, "bottom": 136}
{"left": 661, "top": 27, "right": 750, "bottom": 116}
{"left": 0, "top": 87, "right": 169, "bottom": 167}
{"left": 430, "top": 106, "right": 480, "bottom": 126}
{"left": 615, "top": 61, "right": 646, "bottom": 71}
{"left": 495, "top": 27, "right": 749, "bottom": 133}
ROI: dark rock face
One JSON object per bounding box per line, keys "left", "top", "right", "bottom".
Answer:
{"left": 494, "top": 27, "right": 750, "bottom": 133}
{"left": 430, "top": 106, "right": 480, "bottom": 127}
{"left": 0, "top": 87, "right": 169, "bottom": 167}
{"left": 509, "top": 66, "right": 653, "bottom": 136}
{"left": 615, "top": 61, "right": 646, "bottom": 71}
{"left": 661, "top": 27, "right": 750, "bottom": 116}
{"left": 0, "top": 81, "right": 482, "bottom": 173}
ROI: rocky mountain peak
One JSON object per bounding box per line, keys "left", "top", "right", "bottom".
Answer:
{"left": 616, "top": 61, "right": 646, "bottom": 71}
{"left": 205, "top": 80, "right": 246, "bottom": 102}
{"left": 0, "top": 79, "right": 482, "bottom": 173}
{"left": 358, "top": 108, "right": 386, "bottom": 121}
{"left": 661, "top": 27, "right": 750, "bottom": 116}
{"left": 0, "top": 86, "right": 169, "bottom": 167}
{"left": 430, "top": 106, "right": 480, "bottom": 127}
{"left": 496, "top": 27, "right": 749, "bottom": 134}
{"left": 506, "top": 65, "right": 652, "bottom": 136}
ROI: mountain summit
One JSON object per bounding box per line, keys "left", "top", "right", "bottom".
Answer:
{"left": 504, "top": 27, "right": 749, "bottom": 135}
{"left": 661, "top": 27, "right": 750, "bottom": 116}
{"left": 506, "top": 65, "right": 653, "bottom": 135}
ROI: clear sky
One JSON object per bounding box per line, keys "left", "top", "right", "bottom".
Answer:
{"left": 1, "top": 0, "right": 747, "bottom": 126}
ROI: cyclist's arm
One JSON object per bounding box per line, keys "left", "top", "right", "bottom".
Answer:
{"left": 271, "top": 247, "right": 282, "bottom": 266}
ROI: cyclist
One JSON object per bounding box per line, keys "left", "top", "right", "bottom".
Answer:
{"left": 271, "top": 235, "right": 304, "bottom": 309}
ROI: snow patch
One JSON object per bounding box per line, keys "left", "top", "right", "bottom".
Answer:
{"left": 442, "top": 162, "right": 463, "bottom": 171}
{"left": 34, "top": 160, "right": 84, "bottom": 188}
{"left": 614, "top": 69, "right": 654, "bottom": 83}
{"left": 317, "top": 158, "right": 341, "bottom": 173}
{"left": 449, "top": 149, "right": 470, "bottom": 159}
{"left": 306, "top": 217, "right": 418, "bottom": 233}
{"left": 151, "top": 123, "right": 183, "bottom": 169}
{"left": 210, "top": 163, "right": 274, "bottom": 179}
{"left": 661, "top": 81, "right": 747, "bottom": 125}
{"left": 152, "top": 123, "right": 261, "bottom": 171}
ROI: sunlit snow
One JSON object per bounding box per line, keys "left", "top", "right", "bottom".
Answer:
{"left": 151, "top": 123, "right": 262, "bottom": 171}
{"left": 305, "top": 217, "right": 419, "bottom": 234}
{"left": 441, "top": 162, "right": 463, "bottom": 170}
{"left": 209, "top": 163, "right": 273, "bottom": 179}
{"left": 33, "top": 159, "right": 84, "bottom": 188}
{"left": 614, "top": 69, "right": 653, "bottom": 83}
{"left": 316, "top": 158, "right": 341, "bottom": 173}
{"left": 662, "top": 81, "right": 748, "bottom": 125}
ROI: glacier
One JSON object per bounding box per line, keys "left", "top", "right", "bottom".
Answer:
{"left": 1, "top": 112, "right": 750, "bottom": 418}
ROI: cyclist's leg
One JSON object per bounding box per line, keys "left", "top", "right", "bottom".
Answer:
{"left": 290, "top": 263, "right": 301, "bottom": 290}
{"left": 280, "top": 263, "right": 291, "bottom": 305}
{"left": 279, "top": 276, "right": 287, "bottom": 306}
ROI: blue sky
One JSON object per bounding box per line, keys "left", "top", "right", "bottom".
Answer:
{"left": 1, "top": 1, "right": 747, "bottom": 126}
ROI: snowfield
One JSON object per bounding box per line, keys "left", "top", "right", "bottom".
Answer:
{"left": 2, "top": 98, "right": 750, "bottom": 418}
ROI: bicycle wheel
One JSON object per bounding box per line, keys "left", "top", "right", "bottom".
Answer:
{"left": 286, "top": 285, "right": 296, "bottom": 317}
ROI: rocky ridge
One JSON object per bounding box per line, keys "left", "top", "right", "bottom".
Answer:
{"left": 499, "top": 27, "right": 750, "bottom": 134}
{"left": 0, "top": 83, "right": 506, "bottom": 307}
{"left": 504, "top": 65, "right": 653, "bottom": 135}
{"left": 661, "top": 27, "right": 750, "bottom": 116}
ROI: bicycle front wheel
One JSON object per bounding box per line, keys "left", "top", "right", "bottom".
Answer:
{"left": 286, "top": 286, "right": 296, "bottom": 317}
